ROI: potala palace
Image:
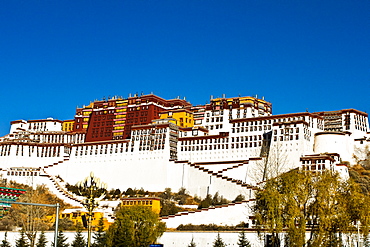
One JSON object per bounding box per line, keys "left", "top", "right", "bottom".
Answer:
{"left": 1, "top": 93, "right": 369, "bottom": 227}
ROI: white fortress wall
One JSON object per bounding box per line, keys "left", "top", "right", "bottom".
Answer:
{"left": 47, "top": 148, "right": 172, "bottom": 191}
{"left": 0, "top": 144, "right": 66, "bottom": 169}
{"left": 2, "top": 140, "right": 253, "bottom": 199}
{"left": 178, "top": 143, "right": 262, "bottom": 164}
{"left": 216, "top": 163, "right": 250, "bottom": 182}
{"left": 181, "top": 163, "right": 251, "bottom": 200}
{"left": 165, "top": 160, "right": 189, "bottom": 192}
{"left": 314, "top": 132, "right": 353, "bottom": 163}
{"left": 161, "top": 201, "right": 253, "bottom": 228}
{"left": 242, "top": 158, "right": 265, "bottom": 185}
{"left": 194, "top": 163, "right": 240, "bottom": 172}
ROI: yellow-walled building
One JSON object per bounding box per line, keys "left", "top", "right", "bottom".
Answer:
{"left": 46, "top": 198, "right": 160, "bottom": 229}
{"left": 121, "top": 197, "right": 161, "bottom": 215}
{"left": 62, "top": 120, "right": 74, "bottom": 132}
{"left": 159, "top": 109, "right": 194, "bottom": 128}
{"left": 46, "top": 209, "right": 113, "bottom": 230}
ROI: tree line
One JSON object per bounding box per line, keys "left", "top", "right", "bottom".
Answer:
{"left": 1, "top": 228, "right": 252, "bottom": 247}
{"left": 0, "top": 205, "right": 165, "bottom": 247}
{"left": 253, "top": 169, "right": 370, "bottom": 247}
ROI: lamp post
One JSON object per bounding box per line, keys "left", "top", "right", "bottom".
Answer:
{"left": 77, "top": 172, "right": 107, "bottom": 247}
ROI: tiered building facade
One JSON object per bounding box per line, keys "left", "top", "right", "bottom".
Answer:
{"left": 0, "top": 94, "right": 369, "bottom": 210}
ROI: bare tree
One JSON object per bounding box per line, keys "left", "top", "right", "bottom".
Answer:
{"left": 249, "top": 140, "right": 291, "bottom": 184}
{"left": 10, "top": 185, "right": 66, "bottom": 247}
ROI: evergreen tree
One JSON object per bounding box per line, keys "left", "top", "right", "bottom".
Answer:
{"left": 71, "top": 225, "right": 86, "bottom": 247}
{"left": 51, "top": 231, "right": 69, "bottom": 247}
{"left": 36, "top": 231, "right": 48, "bottom": 247}
{"left": 1, "top": 232, "right": 11, "bottom": 247}
{"left": 15, "top": 230, "right": 29, "bottom": 247}
{"left": 237, "top": 231, "right": 251, "bottom": 247}
{"left": 92, "top": 217, "right": 106, "bottom": 247}
{"left": 188, "top": 237, "right": 196, "bottom": 247}
{"left": 212, "top": 233, "right": 226, "bottom": 247}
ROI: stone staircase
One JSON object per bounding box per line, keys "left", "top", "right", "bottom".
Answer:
{"left": 216, "top": 163, "right": 245, "bottom": 174}
{"left": 43, "top": 155, "right": 70, "bottom": 169}
{"left": 40, "top": 168, "right": 84, "bottom": 207}
{"left": 161, "top": 199, "right": 254, "bottom": 220}
{"left": 187, "top": 162, "right": 257, "bottom": 190}
{"left": 160, "top": 199, "right": 255, "bottom": 228}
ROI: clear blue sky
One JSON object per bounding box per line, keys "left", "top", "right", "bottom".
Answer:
{"left": 0, "top": 0, "right": 369, "bottom": 136}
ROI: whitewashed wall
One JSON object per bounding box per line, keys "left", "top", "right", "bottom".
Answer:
{"left": 162, "top": 201, "right": 253, "bottom": 228}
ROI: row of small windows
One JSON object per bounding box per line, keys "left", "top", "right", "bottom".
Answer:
{"left": 206, "top": 117, "right": 224, "bottom": 123}
{"left": 232, "top": 125, "right": 272, "bottom": 133}
{"left": 302, "top": 164, "right": 327, "bottom": 171}
{"left": 302, "top": 159, "right": 329, "bottom": 164}
{"left": 7, "top": 171, "right": 39, "bottom": 176}
{"left": 206, "top": 111, "right": 224, "bottom": 117}
{"left": 274, "top": 128, "right": 300, "bottom": 135}
{"left": 303, "top": 128, "right": 311, "bottom": 135}
{"left": 75, "top": 143, "right": 129, "bottom": 156}
{"left": 274, "top": 126, "right": 309, "bottom": 137}
{"left": 181, "top": 136, "right": 265, "bottom": 148}
{"left": 139, "top": 139, "right": 165, "bottom": 145}
{"left": 138, "top": 139, "right": 166, "bottom": 149}
{"left": 232, "top": 135, "right": 263, "bottom": 142}
{"left": 233, "top": 120, "right": 272, "bottom": 127}
{"left": 273, "top": 135, "right": 299, "bottom": 141}
{"left": 122, "top": 200, "right": 153, "bottom": 206}
{"left": 229, "top": 113, "right": 248, "bottom": 119}
{"left": 132, "top": 128, "right": 167, "bottom": 135}
{"left": 93, "top": 110, "right": 115, "bottom": 115}
{"left": 231, "top": 116, "right": 311, "bottom": 128}
{"left": 132, "top": 133, "right": 166, "bottom": 141}
{"left": 139, "top": 144, "right": 165, "bottom": 151}
{"left": 0, "top": 145, "right": 11, "bottom": 156}
{"left": 181, "top": 138, "right": 228, "bottom": 145}
{"left": 180, "top": 141, "right": 263, "bottom": 151}
{"left": 128, "top": 105, "right": 150, "bottom": 111}
{"left": 26, "top": 134, "right": 83, "bottom": 144}
{"left": 354, "top": 113, "right": 368, "bottom": 131}
{"left": 326, "top": 127, "right": 343, "bottom": 132}
{"left": 354, "top": 114, "right": 367, "bottom": 124}
{"left": 355, "top": 125, "right": 367, "bottom": 132}
{"left": 206, "top": 124, "right": 223, "bottom": 130}
{"left": 0, "top": 145, "right": 61, "bottom": 157}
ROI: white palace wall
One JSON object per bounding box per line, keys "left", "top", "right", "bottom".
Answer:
{"left": 314, "top": 132, "right": 353, "bottom": 163}
{"left": 162, "top": 201, "right": 253, "bottom": 228}
{"left": 47, "top": 149, "right": 172, "bottom": 192}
